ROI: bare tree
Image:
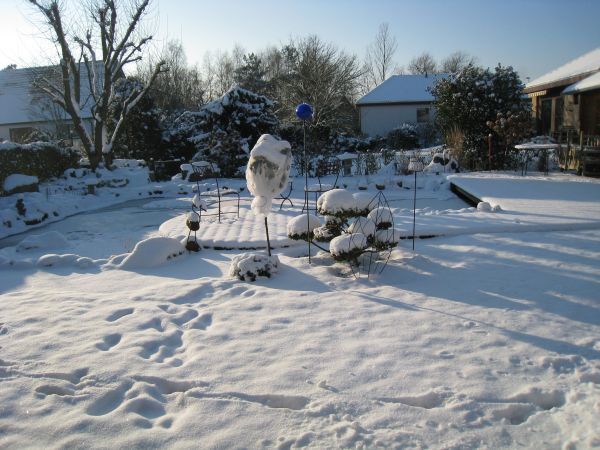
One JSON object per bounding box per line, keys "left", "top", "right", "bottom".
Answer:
{"left": 441, "top": 51, "right": 477, "bottom": 73}
{"left": 408, "top": 52, "right": 437, "bottom": 76}
{"left": 363, "top": 23, "right": 398, "bottom": 90}
{"left": 278, "top": 35, "right": 363, "bottom": 129}
{"left": 139, "top": 40, "right": 204, "bottom": 111}
{"left": 28, "top": 0, "right": 166, "bottom": 169}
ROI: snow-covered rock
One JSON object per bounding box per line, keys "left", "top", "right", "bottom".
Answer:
{"left": 246, "top": 134, "right": 292, "bottom": 216}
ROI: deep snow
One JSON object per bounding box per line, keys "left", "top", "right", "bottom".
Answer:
{"left": 0, "top": 170, "right": 599, "bottom": 449}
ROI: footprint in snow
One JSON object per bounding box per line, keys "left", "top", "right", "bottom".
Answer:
{"left": 106, "top": 307, "right": 134, "bottom": 322}
{"left": 95, "top": 333, "right": 122, "bottom": 351}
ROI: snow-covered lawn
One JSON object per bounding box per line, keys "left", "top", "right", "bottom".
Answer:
{"left": 0, "top": 171, "right": 599, "bottom": 449}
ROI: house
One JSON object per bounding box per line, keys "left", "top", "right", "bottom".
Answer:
{"left": 523, "top": 47, "right": 600, "bottom": 137}
{"left": 356, "top": 74, "right": 448, "bottom": 137}
{"left": 0, "top": 64, "right": 98, "bottom": 145}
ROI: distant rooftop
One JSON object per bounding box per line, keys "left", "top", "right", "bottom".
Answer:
{"left": 524, "top": 47, "right": 600, "bottom": 93}
{"left": 562, "top": 71, "right": 600, "bottom": 95}
{"left": 357, "top": 74, "right": 449, "bottom": 106}
{"left": 0, "top": 64, "right": 98, "bottom": 126}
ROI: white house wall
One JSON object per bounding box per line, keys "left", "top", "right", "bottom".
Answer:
{"left": 359, "top": 104, "right": 436, "bottom": 137}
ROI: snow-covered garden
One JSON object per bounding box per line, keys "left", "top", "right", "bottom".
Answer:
{"left": 1, "top": 147, "right": 599, "bottom": 449}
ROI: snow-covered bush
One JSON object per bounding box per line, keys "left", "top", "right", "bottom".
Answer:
{"left": 229, "top": 253, "right": 279, "bottom": 281}
{"left": 432, "top": 64, "right": 531, "bottom": 170}
{"left": 386, "top": 123, "right": 419, "bottom": 150}
{"left": 313, "top": 216, "right": 343, "bottom": 242}
{"left": 317, "top": 189, "right": 356, "bottom": 219}
{"left": 330, "top": 233, "right": 368, "bottom": 262}
{"left": 0, "top": 141, "right": 78, "bottom": 195}
{"left": 287, "top": 214, "right": 322, "bottom": 240}
{"left": 373, "top": 227, "right": 399, "bottom": 251}
{"left": 353, "top": 192, "right": 374, "bottom": 216}
{"left": 348, "top": 217, "right": 376, "bottom": 238}
{"left": 368, "top": 207, "right": 393, "bottom": 230}
{"left": 169, "top": 87, "right": 278, "bottom": 177}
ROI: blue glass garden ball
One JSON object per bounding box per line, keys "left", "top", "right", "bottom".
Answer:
{"left": 295, "top": 103, "right": 313, "bottom": 120}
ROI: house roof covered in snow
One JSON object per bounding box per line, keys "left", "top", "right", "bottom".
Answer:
{"left": 0, "top": 64, "right": 98, "bottom": 126}
{"left": 357, "top": 74, "right": 449, "bottom": 106}
{"left": 562, "top": 71, "right": 600, "bottom": 95}
{"left": 524, "top": 47, "right": 600, "bottom": 93}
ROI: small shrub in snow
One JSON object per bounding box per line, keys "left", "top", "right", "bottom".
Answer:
{"left": 287, "top": 214, "right": 322, "bottom": 240}
{"left": 313, "top": 216, "right": 343, "bottom": 242}
{"left": 352, "top": 192, "right": 373, "bottom": 216}
{"left": 368, "top": 207, "right": 393, "bottom": 230}
{"left": 229, "top": 253, "right": 279, "bottom": 281}
{"left": 330, "top": 233, "right": 368, "bottom": 262}
{"left": 348, "top": 217, "right": 376, "bottom": 238}
{"left": 374, "top": 228, "right": 399, "bottom": 250}
{"left": 317, "top": 189, "right": 356, "bottom": 218}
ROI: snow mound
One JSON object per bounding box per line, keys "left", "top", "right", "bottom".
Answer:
{"left": 113, "top": 237, "right": 185, "bottom": 270}
{"left": 37, "top": 253, "right": 96, "bottom": 268}
{"left": 287, "top": 214, "right": 322, "bottom": 239}
{"left": 16, "top": 231, "right": 70, "bottom": 253}
{"left": 246, "top": 134, "right": 292, "bottom": 216}
{"left": 317, "top": 189, "right": 355, "bottom": 216}
{"left": 3, "top": 174, "right": 38, "bottom": 192}
{"left": 229, "top": 253, "right": 279, "bottom": 281}
{"left": 477, "top": 201, "right": 502, "bottom": 212}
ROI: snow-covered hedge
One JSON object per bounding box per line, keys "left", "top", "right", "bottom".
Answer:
{"left": 0, "top": 142, "right": 79, "bottom": 195}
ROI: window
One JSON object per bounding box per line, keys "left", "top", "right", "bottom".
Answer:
{"left": 417, "top": 107, "right": 430, "bottom": 123}
{"left": 9, "top": 127, "right": 34, "bottom": 143}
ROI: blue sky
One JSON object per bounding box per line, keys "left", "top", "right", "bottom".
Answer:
{"left": 2, "top": 0, "right": 599, "bottom": 82}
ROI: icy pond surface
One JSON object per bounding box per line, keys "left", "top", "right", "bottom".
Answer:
{"left": 0, "top": 198, "right": 184, "bottom": 256}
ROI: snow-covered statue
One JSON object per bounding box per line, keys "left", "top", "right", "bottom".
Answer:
{"left": 246, "top": 134, "right": 292, "bottom": 216}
